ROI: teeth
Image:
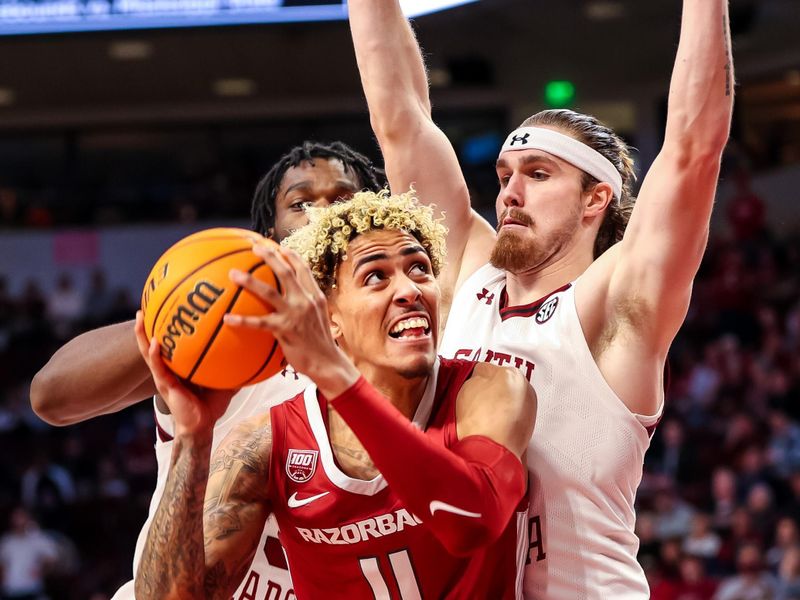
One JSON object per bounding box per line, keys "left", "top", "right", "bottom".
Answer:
{"left": 390, "top": 317, "right": 429, "bottom": 335}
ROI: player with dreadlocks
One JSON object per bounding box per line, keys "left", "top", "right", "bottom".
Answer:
{"left": 251, "top": 140, "right": 383, "bottom": 239}
{"left": 30, "top": 140, "right": 384, "bottom": 600}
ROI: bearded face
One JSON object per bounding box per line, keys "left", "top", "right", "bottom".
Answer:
{"left": 490, "top": 206, "right": 582, "bottom": 274}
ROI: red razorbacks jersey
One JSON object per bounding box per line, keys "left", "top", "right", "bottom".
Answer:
{"left": 268, "top": 358, "right": 528, "bottom": 599}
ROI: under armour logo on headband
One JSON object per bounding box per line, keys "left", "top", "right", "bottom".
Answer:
{"left": 509, "top": 133, "right": 530, "bottom": 146}
{"left": 500, "top": 126, "right": 623, "bottom": 200}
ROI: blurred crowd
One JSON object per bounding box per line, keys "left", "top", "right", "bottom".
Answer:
{"left": 0, "top": 177, "right": 799, "bottom": 599}
{"left": 0, "top": 270, "right": 148, "bottom": 599}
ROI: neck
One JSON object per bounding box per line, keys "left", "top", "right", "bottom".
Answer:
{"left": 353, "top": 362, "right": 429, "bottom": 420}
{"left": 504, "top": 245, "right": 592, "bottom": 307}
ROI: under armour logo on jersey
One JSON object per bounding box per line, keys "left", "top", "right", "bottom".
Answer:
{"left": 535, "top": 297, "right": 559, "bottom": 324}
{"left": 281, "top": 364, "right": 299, "bottom": 380}
{"left": 477, "top": 288, "right": 495, "bottom": 305}
{"left": 286, "top": 449, "right": 319, "bottom": 483}
{"left": 509, "top": 133, "right": 531, "bottom": 146}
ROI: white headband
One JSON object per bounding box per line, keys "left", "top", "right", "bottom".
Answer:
{"left": 500, "top": 127, "right": 623, "bottom": 199}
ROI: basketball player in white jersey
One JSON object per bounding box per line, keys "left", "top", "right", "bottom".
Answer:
{"left": 348, "top": 1, "right": 734, "bottom": 597}
{"left": 30, "top": 141, "right": 384, "bottom": 599}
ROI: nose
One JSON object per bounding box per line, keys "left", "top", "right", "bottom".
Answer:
{"left": 393, "top": 274, "right": 422, "bottom": 305}
{"left": 499, "top": 172, "right": 524, "bottom": 209}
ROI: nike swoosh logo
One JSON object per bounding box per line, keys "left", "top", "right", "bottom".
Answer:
{"left": 288, "top": 491, "right": 330, "bottom": 509}
{"left": 429, "top": 500, "right": 482, "bottom": 519}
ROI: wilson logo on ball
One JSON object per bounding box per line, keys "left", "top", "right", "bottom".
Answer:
{"left": 160, "top": 280, "right": 225, "bottom": 361}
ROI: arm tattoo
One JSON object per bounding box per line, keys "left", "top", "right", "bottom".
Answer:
{"left": 135, "top": 420, "right": 273, "bottom": 600}
{"left": 331, "top": 442, "right": 380, "bottom": 480}
{"left": 135, "top": 435, "right": 213, "bottom": 599}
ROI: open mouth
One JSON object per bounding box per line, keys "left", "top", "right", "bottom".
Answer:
{"left": 388, "top": 316, "right": 431, "bottom": 339}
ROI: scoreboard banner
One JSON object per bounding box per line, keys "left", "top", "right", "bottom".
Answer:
{"left": 0, "top": 0, "right": 476, "bottom": 35}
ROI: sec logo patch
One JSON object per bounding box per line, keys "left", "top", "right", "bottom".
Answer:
{"left": 535, "top": 297, "right": 559, "bottom": 324}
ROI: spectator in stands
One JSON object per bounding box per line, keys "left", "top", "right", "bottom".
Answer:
{"left": 654, "top": 482, "right": 697, "bottom": 541}
{"left": 648, "top": 418, "right": 699, "bottom": 486}
{"left": 776, "top": 546, "right": 800, "bottom": 600}
{"left": 712, "top": 467, "right": 740, "bottom": 530}
{"left": 768, "top": 517, "right": 800, "bottom": 573}
{"left": 683, "top": 512, "right": 722, "bottom": 566}
{"left": 45, "top": 274, "right": 84, "bottom": 339}
{"left": 715, "top": 542, "right": 777, "bottom": 600}
{"left": 675, "top": 554, "right": 720, "bottom": 599}
{"left": 768, "top": 409, "right": 800, "bottom": 477}
{"left": 0, "top": 506, "right": 58, "bottom": 600}
{"left": 747, "top": 483, "right": 778, "bottom": 538}
{"left": 727, "top": 169, "right": 767, "bottom": 245}
{"left": 20, "top": 452, "right": 76, "bottom": 529}
{"left": 82, "top": 269, "right": 115, "bottom": 328}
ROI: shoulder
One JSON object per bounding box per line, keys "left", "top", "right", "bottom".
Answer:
{"left": 459, "top": 362, "right": 534, "bottom": 411}
{"left": 215, "top": 411, "right": 274, "bottom": 465}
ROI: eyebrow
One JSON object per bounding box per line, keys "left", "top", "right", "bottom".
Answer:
{"left": 352, "top": 245, "right": 428, "bottom": 274}
{"left": 496, "top": 153, "right": 560, "bottom": 170}
{"left": 282, "top": 179, "right": 360, "bottom": 198}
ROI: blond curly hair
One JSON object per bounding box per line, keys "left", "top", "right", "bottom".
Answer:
{"left": 282, "top": 189, "right": 447, "bottom": 294}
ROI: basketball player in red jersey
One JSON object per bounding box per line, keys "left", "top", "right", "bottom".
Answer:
{"left": 29, "top": 141, "right": 384, "bottom": 600}
{"left": 133, "top": 190, "right": 536, "bottom": 600}
{"left": 349, "top": 1, "right": 733, "bottom": 597}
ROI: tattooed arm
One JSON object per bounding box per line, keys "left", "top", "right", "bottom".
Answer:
{"left": 134, "top": 413, "right": 273, "bottom": 600}
{"left": 132, "top": 311, "right": 273, "bottom": 600}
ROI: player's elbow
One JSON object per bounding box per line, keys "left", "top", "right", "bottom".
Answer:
{"left": 29, "top": 367, "right": 73, "bottom": 426}
{"left": 134, "top": 574, "right": 199, "bottom": 600}
{"left": 369, "top": 102, "right": 431, "bottom": 144}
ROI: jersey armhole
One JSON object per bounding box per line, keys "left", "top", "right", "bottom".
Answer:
{"left": 153, "top": 396, "right": 174, "bottom": 442}
{"left": 633, "top": 396, "right": 664, "bottom": 436}
{"left": 266, "top": 404, "right": 286, "bottom": 502}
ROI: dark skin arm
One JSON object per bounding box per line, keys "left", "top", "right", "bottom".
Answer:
{"left": 30, "top": 320, "right": 156, "bottom": 425}
{"left": 132, "top": 313, "right": 273, "bottom": 600}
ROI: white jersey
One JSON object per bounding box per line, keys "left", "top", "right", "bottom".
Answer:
{"left": 439, "top": 264, "right": 662, "bottom": 600}
{"left": 111, "top": 364, "right": 308, "bottom": 600}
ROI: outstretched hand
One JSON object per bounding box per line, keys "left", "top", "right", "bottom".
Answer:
{"left": 224, "top": 243, "right": 359, "bottom": 396}
{"left": 134, "top": 311, "right": 236, "bottom": 437}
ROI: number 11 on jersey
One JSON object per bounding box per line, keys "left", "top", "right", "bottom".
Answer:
{"left": 359, "top": 549, "right": 421, "bottom": 599}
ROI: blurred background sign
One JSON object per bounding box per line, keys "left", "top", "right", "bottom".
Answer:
{"left": 0, "top": 0, "right": 477, "bottom": 35}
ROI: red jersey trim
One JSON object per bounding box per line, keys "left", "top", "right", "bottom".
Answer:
{"left": 499, "top": 283, "right": 572, "bottom": 321}
{"left": 154, "top": 409, "right": 173, "bottom": 443}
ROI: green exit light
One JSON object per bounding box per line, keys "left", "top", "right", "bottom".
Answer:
{"left": 545, "top": 80, "right": 576, "bottom": 108}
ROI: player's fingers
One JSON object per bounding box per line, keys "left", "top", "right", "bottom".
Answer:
{"left": 252, "top": 242, "right": 303, "bottom": 297}
{"left": 280, "top": 247, "right": 325, "bottom": 300}
{"left": 223, "top": 312, "right": 284, "bottom": 333}
{"left": 147, "top": 337, "right": 185, "bottom": 398}
{"left": 229, "top": 268, "right": 287, "bottom": 312}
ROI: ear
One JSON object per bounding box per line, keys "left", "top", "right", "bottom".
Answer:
{"left": 584, "top": 182, "right": 614, "bottom": 219}
{"left": 266, "top": 226, "right": 276, "bottom": 240}
{"left": 328, "top": 294, "right": 344, "bottom": 343}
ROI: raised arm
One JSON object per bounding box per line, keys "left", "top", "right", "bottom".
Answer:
{"left": 348, "top": 0, "right": 495, "bottom": 304}
{"left": 602, "top": 0, "right": 733, "bottom": 351}
{"left": 30, "top": 320, "right": 156, "bottom": 426}
{"left": 133, "top": 316, "right": 272, "bottom": 600}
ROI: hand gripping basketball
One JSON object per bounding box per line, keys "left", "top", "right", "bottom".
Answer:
{"left": 140, "top": 228, "right": 286, "bottom": 389}
{"left": 134, "top": 310, "right": 235, "bottom": 437}
{"left": 225, "top": 244, "right": 355, "bottom": 390}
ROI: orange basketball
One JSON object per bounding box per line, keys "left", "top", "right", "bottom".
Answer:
{"left": 140, "top": 227, "right": 284, "bottom": 390}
